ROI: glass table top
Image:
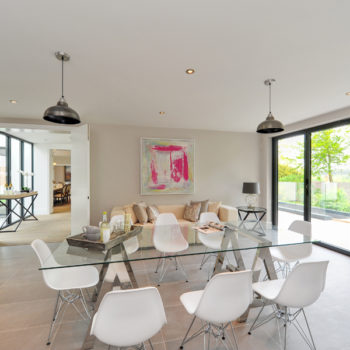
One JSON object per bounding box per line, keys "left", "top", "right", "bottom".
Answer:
{"left": 40, "top": 221, "right": 317, "bottom": 270}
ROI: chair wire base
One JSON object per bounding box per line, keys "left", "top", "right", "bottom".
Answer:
{"left": 248, "top": 303, "right": 317, "bottom": 350}
{"left": 179, "top": 316, "right": 239, "bottom": 350}
{"left": 46, "top": 289, "right": 92, "bottom": 346}
{"left": 108, "top": 339, "right": 154, "bottom": 350}
{"left": 154, "top": 253, "right": 188, "bottom": 285}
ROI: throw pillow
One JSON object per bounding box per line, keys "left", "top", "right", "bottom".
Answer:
{"left": 132, "top": 202, "right": 148, "bottom": 224}
{"left": 147, "top": 205, "right": 160, "bottom": 223}
{"left": 183, "top": 202, "right": 201, "bottom": 222}
{"left": 123, "top": 204, "right": 138, "bottom": 224}
{"left": 190, "top": 199, "right": 209, "bottom": 215}
{"left": 208, "top": 201, "right": 222, "bottom": 215}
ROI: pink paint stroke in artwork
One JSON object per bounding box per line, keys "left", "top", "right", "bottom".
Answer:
{"left": 150, "top": 184, "right": 166, "bottom": 190}
{"left": 183, "top": 151, "right": 189, "bottom": 181}
{"left": 150, "top": 159, "right": 158, "bottom": 184}
{"left": 171, "top": 153, "right": 183, "bottom": 183}
{"left": 152, "top": 145, "right": 183, "bottom": 152}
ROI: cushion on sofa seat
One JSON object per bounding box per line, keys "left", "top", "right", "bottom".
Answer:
{"left": 133, "top": 202, "right": 148, "bottom": 224}
{"left": 183, "top": 202, "right": 201, "bottom": 222}
{"left": 208, "top": 201, "right": 222, "bottom": 215}
{"left": 190, "top": 199, "right": 209, "bottom": 215}
{"left": 123, "top": 204, "right": 138, "bottom": 224}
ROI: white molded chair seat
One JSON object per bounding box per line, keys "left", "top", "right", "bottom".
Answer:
{"left": 91, "top": 287, "right": 167, "bottom": 348}
{"left": 31, "top": 239, "right": 99, "bottom": 346}
{"left": 180, "top": 270, "right": 253, "bottom": 349}
{"left": 249, "top": 260, "right": 329, "bottom": 350}
{"left": 153, "top": 213, "right": 189, "bottom": 284}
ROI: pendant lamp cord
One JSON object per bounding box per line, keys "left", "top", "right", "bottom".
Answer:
{"left": 61, "top": 57, "right": 64, "bottom": 99}
{"left": 269, "top": 81, "right": 271, "bottom": 114}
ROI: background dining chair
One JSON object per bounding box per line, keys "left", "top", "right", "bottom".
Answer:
{"left": 249, "top": 260, "right": 329, "bottom": 350}
{"left": 270, "top": 220, "right": 312, "bottom": 276}
{"left": 31, "top": 239, "right": 99, "bottom": 345}
{"left": 180, "top": 270, "right": 253, "bottom": 350}
{"left": 91, "top": 287, "right": 167, "bottom": 349}
{"left": 153, "top": 213, "right": 189, "bottom": 285}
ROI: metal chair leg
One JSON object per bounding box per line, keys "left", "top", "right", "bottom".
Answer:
{"left": 180, "top": 316, "right": 197, "bottom": 349}
{"left": 46, "top": 291, "right": 62, "bottom": 345}
{"left": 248, "top": 302, "right": 265, "bottom": 334}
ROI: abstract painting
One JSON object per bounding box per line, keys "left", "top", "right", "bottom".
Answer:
{"left": 141, "top": 138, "right": 194, "bottom": 195}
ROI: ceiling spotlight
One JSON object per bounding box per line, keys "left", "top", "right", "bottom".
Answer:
{"left": 159, "top": 111, "right": 166, "bottom": 116}
{"left": 345, "top": 92, "right": 350, "bottom": 96}
{"left": 9, "top": 100, "right": 17, "bottom": 104}
{"left": 185, "top": 68, "right": 195, "bottom": 74}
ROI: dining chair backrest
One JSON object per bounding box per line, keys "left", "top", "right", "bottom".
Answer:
{"left": 277, "top": 220, "right": 313, "bottom": 261}
{"left": 155, "top": 213, "right": 178, "bottom": 226}
{"left": 195, "top": 270, "right": 253, "bottom": 324}
{"left": 31, "top": 239, "right": 60, "bottom": 289}
{"left": 288, "top": 220, "right": 311, "bottom": 236}
{"left": 199, "top": 212, "right": 220, "bottom": 225}
{"left": 153, "top": 213, "right": 188, "bottom": 252}
{"left": 91, "top": 287, "right": 167, "bottom": 347}
{"left": 275, "top": 260, "right": 329, "bottom": 308}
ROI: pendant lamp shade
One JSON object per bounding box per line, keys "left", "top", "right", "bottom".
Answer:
{"left": 43, "top": 52, "right": 80, "bottom": 125}
{"left": 256, "top": 79, "right": 284, "bottom": 134}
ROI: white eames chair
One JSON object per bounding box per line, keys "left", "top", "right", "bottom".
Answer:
{"left": 31, "top": 239, "right": 99, "bottom": 345}
{"left": 249, "top": 260, "right": 329, "bottom": 350}
{"left": 153, "top": 213, "right": 189, "bottom": 285}
{"left": 110, "top": 214, "right": 139, "bottom": 255}
{"left": 270, "top": 220, "right": 313, "bottom": 276}
{"left": 180, "top": 270, "right": 253, "bottom": 350}
{"left": 91, "top": 287, "right": 167, "bottom": 349}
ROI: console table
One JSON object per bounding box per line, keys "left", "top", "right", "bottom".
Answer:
{"left": 0, "top": 191, "right": 38, "bottom": 232}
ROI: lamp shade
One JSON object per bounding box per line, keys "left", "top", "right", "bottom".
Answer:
{"left": 43, "top": 98, "right": 80, "bottom": 125}
{"left": 242, "top": 182, "right": 260, "bottom": 194}
{"left": 256, "top": 112, "right": 284, "bottom": 134}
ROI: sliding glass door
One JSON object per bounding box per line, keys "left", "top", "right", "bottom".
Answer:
{"left": 277, "top": 135, "right": 305, "bottom": 229}
{"left": 273, "top": 119, "right": 350, "bottom": 252}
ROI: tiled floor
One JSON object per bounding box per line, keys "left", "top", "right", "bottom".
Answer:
{"left": 0, "top": 244, "right": 349, "bottom": 350}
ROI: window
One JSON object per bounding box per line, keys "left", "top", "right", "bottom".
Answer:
{"left": 273, "top": 119, "right": 350, "bottom": 253}
{"left": 0, "top": 132, "right": 34, "bottom": 227}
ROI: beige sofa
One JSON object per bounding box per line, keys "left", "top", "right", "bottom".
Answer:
{"left": 110, "top": 202, "right": 238, "bottom": 227}
{"left": 110, "top": 202, "right": 238, "bottom": 247}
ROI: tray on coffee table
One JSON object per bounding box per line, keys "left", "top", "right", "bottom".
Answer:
{"left": 66, "top": 225, "right": 142, "bottom": 251}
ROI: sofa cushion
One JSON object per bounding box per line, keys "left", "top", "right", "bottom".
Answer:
{"left": 208, "top": 201, "right": 222, "bottom": 215}
{"left": 183, "top": 202, "right": 201, "bottom": 222}
{"left": 123, "top": 204, "right": 138, "bottom": 224}
{"left": 133, "top": 202, "right": 148, "bottom": 224}
{"left": 146, "top": 205, "right": 160, "bottom": 223}
{"left": 190, "top": 199, "right": 209, "bottom": 215}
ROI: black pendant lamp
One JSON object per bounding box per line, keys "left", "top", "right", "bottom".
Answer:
{"left": 256, "top": 79, "right": 284, "bottom": 134}
{"left": 43, "top": 52, "right": 80, "bottom": 124}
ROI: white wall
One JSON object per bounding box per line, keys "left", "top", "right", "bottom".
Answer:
{"left": 89, "top": 124, "right": 262, "bottom": 225}
{"left": 34, "top": 144, "right": 52, "bottom": 215}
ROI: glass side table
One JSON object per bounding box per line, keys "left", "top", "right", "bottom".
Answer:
{"left": 237, "top": 206, "right": 267, "bottom": 235}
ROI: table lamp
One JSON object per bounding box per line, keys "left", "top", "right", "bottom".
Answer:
{"left": 242, "top": 182, "right": 260, "bottom": 208}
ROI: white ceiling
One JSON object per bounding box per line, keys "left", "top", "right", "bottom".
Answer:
{"left": 1, "top": 0, "right": 350, "bottom": 132}
{"left": 2, "top": 128, "right": 71, "bottom": 144}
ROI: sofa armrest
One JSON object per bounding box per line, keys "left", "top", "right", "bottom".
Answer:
{"left": 110, "top": 206, "right": 125, "bottom": 218}
{"left": 218, "top": 205, "right": 238, "bottom": 222}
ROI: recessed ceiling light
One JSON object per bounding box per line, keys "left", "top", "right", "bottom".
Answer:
{"left": 185, "top": 68, "right": 195, "bottom": 75}
{"left": 53, "top": 162, "right": 57, "bottom": 166}
{"left": 159, "top": 111, "right": 166, "bottom": 116}
{"left": 345, "top": 92, "right": 350, "bottom": 96}
{"left": 9, "top": 100, "right": 17, "bottom": 104}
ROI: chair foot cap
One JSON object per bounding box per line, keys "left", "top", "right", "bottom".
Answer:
{"left": 222, "top": 336, "right": 225, "bottom": 340}
{"left": 180, "top": 347, "right": 183, "bottom": 349}
{"left": 185, "top": 280, "right": 188, "bottom": 283}
{"left": 248, "top": 332, "right": 251, "bottom": 335}
{"left": 46, "top": 342, "right": 51, "bottom": 346}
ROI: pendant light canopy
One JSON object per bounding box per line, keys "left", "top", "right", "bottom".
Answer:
{"left": 43, "top": 52, "right": 80, "bottom": 125}
{"left": 256, "top": 79, "right": 284, "bottom": 134}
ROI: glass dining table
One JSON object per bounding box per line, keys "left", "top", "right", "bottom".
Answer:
{"left": 40, "top": 221, "right": 317, "bottom": 350}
